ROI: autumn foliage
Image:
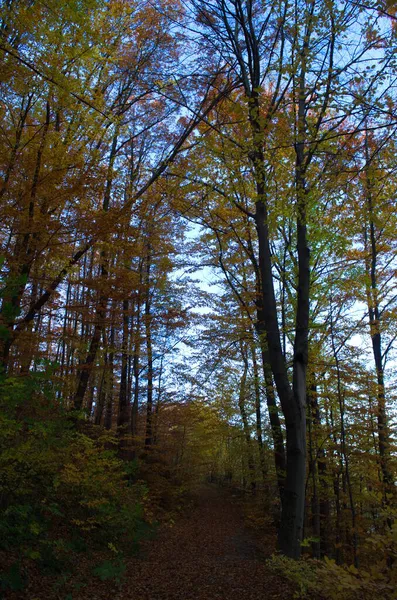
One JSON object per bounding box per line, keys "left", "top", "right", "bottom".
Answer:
{"left": 0, "top": 0, "right": 397, "bottom": 598}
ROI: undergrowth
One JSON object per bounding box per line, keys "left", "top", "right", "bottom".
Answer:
{"left": 0, "top": 365, "right": 152, "bottom": 597}
{"left": 267, "top": 549, "right": 397, "bottom": 600}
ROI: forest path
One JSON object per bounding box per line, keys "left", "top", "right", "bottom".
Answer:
{"left": 117, "top": 484, "right": 290, "bottom": 600}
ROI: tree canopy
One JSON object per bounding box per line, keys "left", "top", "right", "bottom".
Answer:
{"left": 0, "top": 0, "right": 396, "bottom": 597}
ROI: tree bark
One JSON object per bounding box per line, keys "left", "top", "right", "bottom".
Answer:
{"left": 249, "top": 89, "right": 307, "bottom": 558}
{"left": 144, "top": 249, "right": 154, "bottom": 446}
{"left": 117, "top": 298, "right": 130, "bottom": 430}
{"left": 72, "top": 130, "right": 118, "bottom": 410}
{"left": 238, "top": 344, "right": 256, "bottom": 490}
{"left": 251, "top": 343, "right": 268, "bottom": 484}
{"left": 363, "top": 129, "right": 394, "bottom": 501}
{"left": 0, "top": 100, "right": 50, "bottom": 371}
{"left": 131, "top": 292, "right": 142, "bottom": 438}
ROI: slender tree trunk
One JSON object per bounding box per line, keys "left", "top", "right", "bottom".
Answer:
{"left": 328, "top": 402, "right": 342, "bottom": 563}
{"left": 330, "top": 306, "right": 358, "bottom": 567}
{"left": 104, "top": 324, "right": 114, "bottom": 430}
{"left": 131, "top": 294, "right": 141, "bottom": 438}
{"left": 238, "top": 344, "right": 256, "bottom": 490}
{"left": 310, "top": 379, "right": 330, "bottom": 557}
{"left": 251, "top": 343, "right": 267, "bottom": 484}
{"left": 73, "top": 130, "right": 118, "bottom": 410}
{"left": 363, "top": 130, "right": 394, "bottom": 501}
{"left": 73, "top": 314, "right": 104, "bottom": 411}
{"left": 94, "top": 354, "right": 107, "bottom": 426}
{"left": 0, "top": 93, "right": 33, "bottom": 201}
{"left": 307, "top": 383, "right": 320, "bottom": 558}
{"left": 86, "top": 385, "right": 95, "bottom": 419}
{"left": 117, "top": 298, "right": 130, "bottom": 430}
{"left": 144, "top": 251, "right": 154, "bottom": 447}
{"left": 0, "top": 100, "right": 50, "bottom": 371}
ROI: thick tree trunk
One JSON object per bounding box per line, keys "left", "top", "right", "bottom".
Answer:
{"left": 248, "top": 240, "right": 286, "bottom": 497}
{"left": 278, "top": 89, "right": 310, "bottom": 557}
{"left": 256, "top": 322, "right": 286, "bottom": 497}
{"left": 249, "top": 91, "right": 307, "bottom": 558}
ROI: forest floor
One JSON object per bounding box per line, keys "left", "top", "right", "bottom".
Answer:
{"left": 8, "top": 484, "right": 294, "bottom": 600}
{"left": 112, "top": 484, "right": 292, "bottom": 600}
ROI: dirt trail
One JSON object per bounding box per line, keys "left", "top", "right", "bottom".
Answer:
{"left": 118, "top": 485, "right": 289, "bottom": 600}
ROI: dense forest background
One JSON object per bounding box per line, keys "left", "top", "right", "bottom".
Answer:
{"left": 0, "top": 0, "right": 396, "bottom": 598}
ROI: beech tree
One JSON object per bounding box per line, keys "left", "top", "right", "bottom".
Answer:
{"left": 0, "top": 0, "right": 233, "bottom": 375}
{"left": 184, "top": 0, "right": 397, "bottom": 558}
{"left": 1, "top": 0, "right": 396, "bottom": 582}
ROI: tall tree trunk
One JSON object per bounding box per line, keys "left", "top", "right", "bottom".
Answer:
{"left": 363, "top": 129, "right": 394, "bottom": 502}
{"left": 251, "top": 343, "right": 267, "bottom": 484}
{"left": 144, "top": 250, "right": 154, "bottom": 447}
{"left": 307, "top": 383, "right": 320, "bottom": 558}
{"left": 249, "top": 89, "right": 307, "bottom": 558}
{"left": 238, "top": 344, "right": 256, "bottom": 490}
{"left": 131, "top": 293, "right": 141, "bottom": 438}
{"left": 257, "top": 324, "right": 286, "bottom": 498}
{"left": 309, "top": 379, "right": 330, "bottom": 557}
{"left": 94, "top": 353, "right": 108, "bottom": 426}
{"left": 104, "top": 322, "right": 115, "bottom": 430}
{"left": 0, "top": 100, "right": 50, "bottom": 371}
{"left": 73, "top": 130, "right": 118, "bottom": 410}
{"left": 248, "top": 237, "right": 286, "bottom": 498}
{"left": 86, "top": 385, "right": 95, "bottom": 419}
{"left": 330, "top": 306, "right": 358, "bottom": 567}
{"left": 117, "top": 298, "right": 130, "bottom": 431}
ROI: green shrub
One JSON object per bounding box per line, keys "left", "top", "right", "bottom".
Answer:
{"left": 267, "top": 553, "right": 396, "bottom": 600}
{"left": 0, "top": 366, "right": 150, "bottom": 591}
